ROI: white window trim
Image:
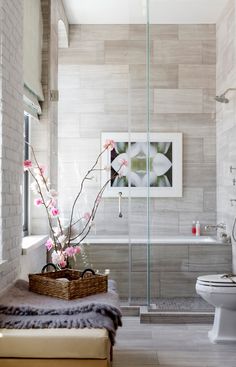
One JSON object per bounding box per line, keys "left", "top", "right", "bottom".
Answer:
{"left": 22, "top": 235, "right": 49, "bottom": 255}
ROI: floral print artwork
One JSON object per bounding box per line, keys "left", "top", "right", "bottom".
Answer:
{"left": 110, "top": 141, "right": 172, "bottom": 188}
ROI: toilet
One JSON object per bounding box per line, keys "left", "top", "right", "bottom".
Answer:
{"left": 196, "top": 274, "right": 236, "bottom": 343}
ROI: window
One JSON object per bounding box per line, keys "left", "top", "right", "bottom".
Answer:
{"left": 23, "top": 114, "right": 29, "bottom": 236}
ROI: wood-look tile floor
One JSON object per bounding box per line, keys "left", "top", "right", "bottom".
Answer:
{"left": 113, "top": 317, "right": 236, "bottom": 367}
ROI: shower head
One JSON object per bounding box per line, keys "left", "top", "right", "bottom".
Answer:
{"left": 215, "top": 88, "right": 236, "bottom": 103}
{"left": 215, "top": 95, "right": 229, "bottom": 103}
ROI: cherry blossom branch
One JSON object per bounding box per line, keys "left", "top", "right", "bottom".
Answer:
{"left": 72, "top": 177, "right": 112, "bottom": 246}
{"left": 69, "top": 164, "right": 124, "bottom": 243}
{"left": 26, "top": 142, "right": 64, "bottom": 235}
{"left": 27, "top": 168, "right": 58, "bottom": 248}
{"left": 67, "top": 147, "right": 107, "bottom": 244}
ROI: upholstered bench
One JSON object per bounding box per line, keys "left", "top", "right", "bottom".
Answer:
{"left": 0, "top": 327, "right": 112, "bottom": 367}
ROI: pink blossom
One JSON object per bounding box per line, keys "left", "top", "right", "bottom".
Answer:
{"left": 34, "top": 198, "right": 43, "bottom": 206}
{"left": 24, "top": 160, "right": 32, "bottom": 171}
{"left": 64, "top": 246, "right": 76, "bottom": 257}
{"left": 103, "top": 139, "right": 115, "bottom": 151}
{"left": 51, "top": 207, "right": 59, "bottom": 217}
{"left": 83, "top": 212, "right": 91, "bottom": 221}
{"left": 120, "top": 158, "right": 128, "bottom": 167}
{"left": 74, "top": 246, "right": 81, "bottom": 254}
{"left": 59, "top": 259, "right": 67, "bottom": 268}
{"left": 45, "top": 238, "right": 54, "bottom": 251}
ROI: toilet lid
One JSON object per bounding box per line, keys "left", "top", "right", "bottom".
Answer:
{"left": 197, "top": 274, "right": 236, "bottom": 285}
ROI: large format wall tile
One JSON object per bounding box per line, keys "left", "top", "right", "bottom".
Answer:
{"left": 58, "top": 24, "right": 217, "bottom": 273}
{"left": 151, "top": 25, "right": 179, "bottom": 40}
{"left": 179, "top": 65, "right": 216, "bottom": 89}
{"left": 59, "top": 41, "right": 105, "bottom": 64}
{"left": 105, "top": 40, "right": 147, "bottom": 64}
{"left": 154, "top": 89, "right": 203, "bottom": 114}
{"left": 153, "top": 188, "right": 204, "bottom": 213}
{"left": 189, "top": 245, "right": 232, "bottom": 272}
{"left": 79, "top": 113, "right": 128, "bottom": 138}
{"left": 153, "top": 40, "right": 202, "bottom": 64}
{"left": 130, "top": 64, "right": 178, "bottom": 89}
{"left": 183, "top": 137, "right": 204, "bottom": 163}
{"left": 132, "top": 244, "right": 188, "bottom": 272}
{"left": 80, "top": 24, "right": 129, "bottom": 41}
{"left": 183, "top": 163, "right": 216, "bottom": 187}
{"left": 202, "top": 40, "right": 216, "bottom": 64}
{"left": 179, "top": 25, "right": 216, "bottom": 41}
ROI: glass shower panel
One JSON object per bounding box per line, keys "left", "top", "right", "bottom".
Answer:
{"left": 127, "top": 0, "right": 149, "bottom": 305}
{"left": 147, "top": 1, "right": 218, "bottom": 311}
{"left": 58, "top": 1, "right": 151, "bottom": 307}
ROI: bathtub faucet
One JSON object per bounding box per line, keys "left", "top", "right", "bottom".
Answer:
{"left": 204, "top": 223, "right": 226, "bottom": 231}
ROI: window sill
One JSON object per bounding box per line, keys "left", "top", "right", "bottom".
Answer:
{"left": 0, "top": 260, "right": 8, "bottom": 272}
{"left": 22, "top": 235, "right": 49, "bottom": 255}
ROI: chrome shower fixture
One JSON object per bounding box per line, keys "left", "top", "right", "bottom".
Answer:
{"left": 215, "top": 88, "right": 236, "bottom": 103}
{"left": 118, "top": 192, "right": 123, "bottom": 218}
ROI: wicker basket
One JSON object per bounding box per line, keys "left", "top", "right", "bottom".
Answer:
{"left": 28, "top": 267, "right": 108, "bottom": 300}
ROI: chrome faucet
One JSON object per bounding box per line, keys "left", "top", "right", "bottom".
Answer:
{"left": 205, "top": 223, "right": 231, "bottom": 244}
{"left": 204, "top": 223, "right": 226, "bottom": 231}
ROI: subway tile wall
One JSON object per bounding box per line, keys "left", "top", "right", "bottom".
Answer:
{"left": 58, "top": 24, "right": 217, "bottom": 238}
{"left": 0, "top": 0, "right": 24, "bottom": 291}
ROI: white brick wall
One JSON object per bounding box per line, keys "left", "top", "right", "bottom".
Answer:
{"left": 0, "top": 0, "right": 24, "bottom": 291}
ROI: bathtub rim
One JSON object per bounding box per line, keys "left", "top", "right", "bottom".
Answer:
{"left": 81, "top": 236, "right": 229, "bottom": 246}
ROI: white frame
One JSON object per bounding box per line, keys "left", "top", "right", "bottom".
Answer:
{"left": 101, "top": 132, "right": 183, "bottom": 197}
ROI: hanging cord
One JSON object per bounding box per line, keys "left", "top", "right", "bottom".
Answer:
{"left": 118, "top": 192, "right": 123, "bottom": 218}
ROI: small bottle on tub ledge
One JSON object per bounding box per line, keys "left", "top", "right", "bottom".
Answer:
{"left": 192, "top": 221, "right": 196, "bottom": 235}
{"left": 196, "top": 221, "right": 201, "bottom": 236}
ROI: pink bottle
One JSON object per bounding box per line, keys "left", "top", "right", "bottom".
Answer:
{"left": 192, "top": 221, "right": 196, "bottom": 235}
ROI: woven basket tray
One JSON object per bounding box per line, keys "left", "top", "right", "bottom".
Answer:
{"left": 28, "top": 267, "right": 108, "bottom": 300}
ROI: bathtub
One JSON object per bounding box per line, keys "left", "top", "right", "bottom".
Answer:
{"left": 82, "top": 235, "right": 231, "bottom": 299}
{"left": 84, "top": 236, "right": 223, "bottom": 245}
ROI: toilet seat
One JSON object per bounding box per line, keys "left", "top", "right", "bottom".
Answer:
{"left": 197, "top": 274, "right": 236, "bottom": 288}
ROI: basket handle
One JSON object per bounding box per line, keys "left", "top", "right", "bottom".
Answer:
{"left": 41, "top": 263, "right": 57, "bottom": 273}
{"left": 81, "top": 268, "right": 96, "bottom": 278}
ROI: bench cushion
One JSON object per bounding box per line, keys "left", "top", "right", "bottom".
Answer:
{"left": 0, "top": 328, "right": 110, "bottom": 359}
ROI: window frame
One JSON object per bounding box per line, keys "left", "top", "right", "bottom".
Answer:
{"left": 23, "top": 114, "right": 30, "bottom": 237}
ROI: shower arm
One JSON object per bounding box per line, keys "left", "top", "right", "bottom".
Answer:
{"left": 221, "top": 88, "right": 236, "bottom": 97}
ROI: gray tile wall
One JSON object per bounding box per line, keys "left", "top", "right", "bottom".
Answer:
{"left": 216, "top": 0, "right": 236, "bottom": 272}
{"left": 58, "top": 24, "right": 217, "bottom": 238}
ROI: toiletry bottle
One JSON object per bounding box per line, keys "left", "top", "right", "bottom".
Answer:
{"left": 196, "top": 221, "right": 201, "bottom": 236}
{"left": 192, "top": 221, "right": 196, "bottom": 235}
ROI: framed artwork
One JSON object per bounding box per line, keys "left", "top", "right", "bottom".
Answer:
{"left": 101, "top": 132, "right": 183, "bottom": 197}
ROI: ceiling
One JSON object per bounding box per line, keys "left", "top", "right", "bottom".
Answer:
{"left": 62, "top": 0, "right": 230, "bottom": 25}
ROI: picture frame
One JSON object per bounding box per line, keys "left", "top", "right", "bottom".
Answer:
{"left": 101, "top": 132, "right": 183, "bottom": 197}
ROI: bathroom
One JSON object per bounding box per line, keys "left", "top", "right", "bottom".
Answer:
{"left": 1, "top": 0, "right": 236, "bottom": 365}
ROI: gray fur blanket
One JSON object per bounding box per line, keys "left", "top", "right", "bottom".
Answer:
{"left": 0, "top": 279, "right": 122, "bottom": 345}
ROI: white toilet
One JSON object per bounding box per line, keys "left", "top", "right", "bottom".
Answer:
{"left": 196, "top": 274, "right": 236, "bottom": 343}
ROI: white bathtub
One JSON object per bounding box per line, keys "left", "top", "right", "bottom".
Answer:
{"left": 84, "top": 236, "right": 224, "bottom": 245}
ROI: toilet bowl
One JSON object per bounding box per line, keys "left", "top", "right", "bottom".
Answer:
{"left": 196, "top": 274, "right": 236, "bottom": 343}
